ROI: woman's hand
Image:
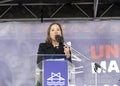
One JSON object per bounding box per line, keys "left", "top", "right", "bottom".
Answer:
{"left": 64, "top": 45, "right": 71, "bottom": 58}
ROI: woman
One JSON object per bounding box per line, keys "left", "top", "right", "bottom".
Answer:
{"left": 36, "top": 23, "right": 72, "bottom": 86}
{"left": 37, "top": 22, "right": 71, "bottom": 64}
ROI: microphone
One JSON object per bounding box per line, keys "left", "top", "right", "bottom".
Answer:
{"left": 55, "top": 35, "right": 62, "bottom": 43}
{"left": 94, "top": 63, "right": 101, "bottom": 72}
{"left": 95, "top": 63, "right": 101, "bottom": 68}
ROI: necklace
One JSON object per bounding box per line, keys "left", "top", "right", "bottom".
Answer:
{"left": 54, "top": 45, "right": 59, "bottom": 49}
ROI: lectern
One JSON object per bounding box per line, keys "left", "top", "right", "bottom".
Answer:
{"left": 36, "top": 55, "right": 75, "bottom": 86}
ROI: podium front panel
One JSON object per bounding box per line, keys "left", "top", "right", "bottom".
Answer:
{"left": 43, "top": 60, "right": 68, "bottom": 86}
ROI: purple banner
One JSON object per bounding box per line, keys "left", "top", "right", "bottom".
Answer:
{"left": 0, "top": 21, "right": 120, "bottom": 86}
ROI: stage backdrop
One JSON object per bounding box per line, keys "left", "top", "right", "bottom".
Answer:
{"left": 0, "top": 21, "right": 120, "bottom": 86}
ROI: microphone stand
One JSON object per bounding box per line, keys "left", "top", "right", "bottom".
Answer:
{"left": 64, "top": 42, "right": 93, "bottom": 62}
{"left": 55, "top": 35, "right": 119, "bottom": 85}
{"left": 64, "top": 42, "right": 120, "bottom": 86}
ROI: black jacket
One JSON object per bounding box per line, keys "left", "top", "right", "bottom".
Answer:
{"left": 37, "top": 43, "right": 71, "bottom": 64}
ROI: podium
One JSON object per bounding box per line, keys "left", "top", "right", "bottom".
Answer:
{"left": 36, "top": 55, "right": 75, "bottom": 86}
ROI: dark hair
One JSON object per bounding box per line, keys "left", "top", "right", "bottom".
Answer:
{"left": 45, "top": 23, "right": 64, "bottom": 43}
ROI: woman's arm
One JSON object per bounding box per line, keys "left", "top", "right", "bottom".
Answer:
{"left": 64, "top": 45, "right": 72, "bottom": 62}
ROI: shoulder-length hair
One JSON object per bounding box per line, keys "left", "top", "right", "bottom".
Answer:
{"left": 45, "top": 23, "right": 64, "bottom": 43}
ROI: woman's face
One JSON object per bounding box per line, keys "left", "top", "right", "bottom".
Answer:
{"left": 50, "top": 24, "right": 62, "bottom": 41}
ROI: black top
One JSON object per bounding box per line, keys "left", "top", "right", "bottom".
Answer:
{"left": 37, "top": 43, "right": 71, "bottom": 64}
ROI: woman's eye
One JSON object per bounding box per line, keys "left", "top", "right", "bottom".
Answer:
{"left": 57, "top": 29, "right": 60, "bottom": 31}
{"left": 51, "top": 29, "right": 54, "bottom": 31}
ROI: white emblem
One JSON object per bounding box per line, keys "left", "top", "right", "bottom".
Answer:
{"left": 47, "top": 72, "right": 65, "bottom": 86}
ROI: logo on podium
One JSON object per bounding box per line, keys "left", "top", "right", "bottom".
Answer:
{"left": 44, "top": 60, "right": 68, "bottom": 86}
{"left": 47, "top": 72, "right": 65, "bottom": 86}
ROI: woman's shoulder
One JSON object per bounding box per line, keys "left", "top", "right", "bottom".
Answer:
{"left": 39, "top": 42, "right": 47, "bottom": 46}
{"left": 39, "top": 42, "right": 52, "bottom": 48}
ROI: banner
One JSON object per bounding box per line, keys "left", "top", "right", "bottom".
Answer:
{"left": 0, "top": 21, "right": 120, "bottom": 86}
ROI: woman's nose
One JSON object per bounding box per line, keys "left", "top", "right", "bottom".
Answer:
{"left": 55, "top": 31, "right": 58, "bottom": 34}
